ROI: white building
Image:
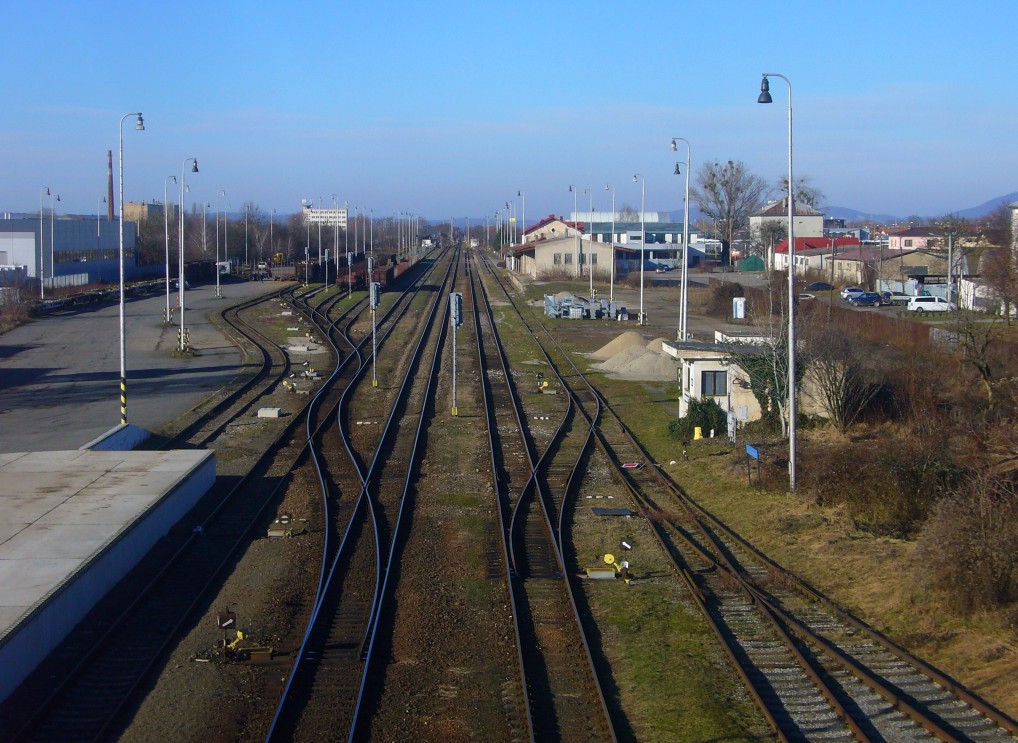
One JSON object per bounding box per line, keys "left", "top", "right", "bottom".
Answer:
{"left": 301, "top": 204, "right": 348, "bottom": 228}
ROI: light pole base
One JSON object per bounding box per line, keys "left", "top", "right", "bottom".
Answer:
{"left": 215, "top": 287, "right": 223, "bottom": 298}
{"left": 372, "top": 378, "right": 379, "bottom": 388}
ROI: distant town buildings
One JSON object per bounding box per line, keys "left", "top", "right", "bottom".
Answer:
{"left": 301, "top": 204, "right": 348, "bottom": 228}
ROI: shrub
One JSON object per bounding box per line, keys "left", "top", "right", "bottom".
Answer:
{"left": 669, "top": 397, "right": 728, "bottom": 441}
{"left": 916, "top": 473, "right": 1018, "bottom": 614}
{"left": 800, "top": 433, "right": 959, "bottom": 538}
{"left": 704, "top": 281, "right": 745, "bottom": 318}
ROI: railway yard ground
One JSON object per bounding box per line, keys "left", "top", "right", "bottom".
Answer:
{"left": 1, "top": 255, "right": 1016, "bottom": 742}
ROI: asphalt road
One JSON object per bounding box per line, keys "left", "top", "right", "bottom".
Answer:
{"left": 0, "top": 277, "right": 288, "bottom": 452}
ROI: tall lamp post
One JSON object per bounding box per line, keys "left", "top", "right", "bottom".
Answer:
{"left": 97, "top": 196, "right": 106, "bottom": 255}
{"left": 215, "top": 189, "right": 225, "bottom": 297}
{"left": 758, "top": 72, "right": 797, "bottom": 492}
{"left": 47, "top": 191, "right": 60, "bottom": 295}
{"left": 568, "top": 185, "right": 578, "bottom": 278}
{"left": 38, "top": 188, "right": 51, "bottom": 299}
{"left": 605, "top": 183, "right": 616, "bottom": 301}
{"left": 269, "top": 208, "right": 275, "bottom": 263}
{"left": 118, "top": 112, "right": 145, "bottom": 426}
{"left": 179, "top": 158, "right": 199, "bottom": 353}
{"left": 671, "top": 137, "right": 691, "bottom": 340}
{"left": 583, "top": 188, "right": 594, "bottom": 299}
{"left": 163, "top": 175, "right": 177, "bottom": 323}
{"left": 633, "top": 174, "right": 646, "bottom": 324}
{"left": 517, "top": 190, "right": 526, "bottom": 246}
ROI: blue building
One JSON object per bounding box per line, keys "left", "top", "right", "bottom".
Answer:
{"left": 0, "top": 216, "right": 154, "bottom": 288}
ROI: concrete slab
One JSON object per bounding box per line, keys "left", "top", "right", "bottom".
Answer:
{"left": 0, "top": 448, "right": 215, "bottom": 702}
{"left": 0, "top": 278, "right": 287, "bottom": 453}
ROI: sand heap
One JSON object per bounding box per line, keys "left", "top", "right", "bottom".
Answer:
{"left": 591, "top": 331, "right": 647, "bottom": 361}
{"left": 592, "top": 333, "right": 679, "bottom": 381}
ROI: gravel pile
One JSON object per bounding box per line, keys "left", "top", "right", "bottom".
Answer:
{"left": 590, "top": 330, "right": 648, "bottom": 361}
{"left": 593, "top": 332, "right": 679, "bottom": 381}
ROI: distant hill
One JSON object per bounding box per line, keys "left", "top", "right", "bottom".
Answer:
{"left": 953, "top": 192, "right": 1018, "bottom": 219}
{"left": 824, "top": 205, "right": 900, "bottom": 224}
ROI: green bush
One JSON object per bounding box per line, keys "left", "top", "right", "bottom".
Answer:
{"left": 669, "top": 397, "right": 728, "bottom": 441}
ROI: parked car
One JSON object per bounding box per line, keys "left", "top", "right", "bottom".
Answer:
{"left": 798, "top": 293, "right": 817, "bottom": 300}
{"left": 841, "top": 286, "right": 865, "bottom": 300}
{"left": 849, "top": 291, "right": 883, "bottom": 307}
{"left": 907, "top": 295, "right": 956, "bottom": 312}
{"left": 654, "top": 264, "right": 672, "bottom": 273}
{"left": 806, "top": 281, "right": 833, "bottom": 291}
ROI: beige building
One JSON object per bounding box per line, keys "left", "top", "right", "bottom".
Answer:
{"left": 124, "top": 201, "right": 178, "bottom": 223}
{"left": 665, "top": 333, "right": 825, "bottom": 426}
{"left": 510, "top": 235, "right": 630, "bottom": 280}
{"left": 749, "top": 198, "right": 824, "bottom": 243}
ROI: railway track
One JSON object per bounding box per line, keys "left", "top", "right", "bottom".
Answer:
{"left": 266, "top": 248, "right": 456, "bottom": 741}
{"left": 469, "top": 252, "right": 616, "bottom": 743}
{"left": 474, "top": 249, "right": 1018, "bottom": 742}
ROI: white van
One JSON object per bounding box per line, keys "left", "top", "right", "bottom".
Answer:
{"left": 907, "top": 296, "right": 955, "bottom": 312}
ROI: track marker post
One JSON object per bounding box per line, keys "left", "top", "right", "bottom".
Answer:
{"left": 369, "top": 275, "right": 380, "bottom": 388}
{"left": 450, "top": 291, "right": 463, "bottom": 415}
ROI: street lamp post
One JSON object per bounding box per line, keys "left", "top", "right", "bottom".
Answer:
{"left": 118, "top": 112, "right": 145, "bottom": 426}
{"left": 269, "top": 208, "right": 275, "bottom": 264}
{"left": 758, "top": 72, "right": 797, "bottom": 492}
{"left": 344, "top": 200, "right": 351, "bottom": 295}
{"left": 244, "top": 203, "right": 249, "bottom": 267}
{"left": 98, "top": 196, "right": 106, "bottom": 255}
{"left": 215, "top": 190, "right": 225, "bottom": 297}
{"left": 48, "top": 191, "right": 60, "bottom": 295}
{"left": 568, "top": 186, "right": 578, "bottom": 278}
{"left": 671, "top": 137, "right": 692, "bottom": 340}
{"left": 179, "top": 158, "right": 198, "bottom": 353}
{"left": 583, "top": 188, "right": 594, "bottom": 299}
{"left": 605, "top": 183, "right": 616, "bottom": 302}
{"left": 39, "top": 187, "right": 50, "bottom": 299}
{"left": 163, "top": 175, "right": 177, "bottom": 323}
{"left": 517, "top": 190, "right": 526, "bottom": 246}
{"left": 633, "top": 174, "right": 646, "bottom": 324}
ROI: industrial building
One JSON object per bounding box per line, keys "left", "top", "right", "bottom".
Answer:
{"left": 0, "top": 216, "right": 148, "bottom": 288}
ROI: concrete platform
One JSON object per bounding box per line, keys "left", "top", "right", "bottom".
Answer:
{"left": 0, "top": 448, "right": 215, "bottom": 702}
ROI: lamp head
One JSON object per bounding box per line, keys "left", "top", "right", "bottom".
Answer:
{"left": 171, "top": 176, "right": 177, "bottom": 184}
{"left": 758, "top": 76, "right": 773, "bottom": 104}
{"left": 56, "top": 195, "right": 61, "bottom": 202}
{"left": 671, "top": 139, "right": 677, "bottom": 152}
{"left": 44, "top": 187, "right": 50, "bottom": 196}
{"left": 568, "top": 185, "right": 574, "bottom": 193}
{"left": 191, "top": 160, "right": 199, "bottom": 173}
{"left": 517, "top": 190, "right": 522, "bottom": 197}
{"left": 674, "top": 163, "right": 681, "bottom": 175}
{"left": 135, "top": 113, "right": 145, "bottom": 131}
{"left": 632, "top": 175, "right": 638, "bottom": 183}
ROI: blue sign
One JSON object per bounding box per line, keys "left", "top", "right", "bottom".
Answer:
{"left": 746, "top": 444, "right": 759, "bottom": 460}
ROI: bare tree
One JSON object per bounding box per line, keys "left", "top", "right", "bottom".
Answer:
{"left": 979, "top": 204, "right": 1016, "bottom": 322}
{"left": 750, "top": 221, "right": 787, "bottom": 259}
{"left": 800, "top": 319, "right": 883, "bottom": 433}
{"left": 617, "top": 203, "right": 639, "bottom": 222}
{"left": 692, "top": 160, "right": 769, "bottom": 263}
{"left": 723, "top": 275, "right": 798, "bottom": 436}
{"left": 775, "top": 174, "right": 825, "bottom": 211}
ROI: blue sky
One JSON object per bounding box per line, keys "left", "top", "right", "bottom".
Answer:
{"left": 4, "top": 0, "right": 1016, "bottom": 223}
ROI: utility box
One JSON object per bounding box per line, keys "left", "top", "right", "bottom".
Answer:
{"left": 733, "top": 297, "right": 746, "bottom": 319}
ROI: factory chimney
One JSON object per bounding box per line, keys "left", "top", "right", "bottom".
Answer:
{"left": 106, "top": 150, "right": 115, "bottom": 221}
